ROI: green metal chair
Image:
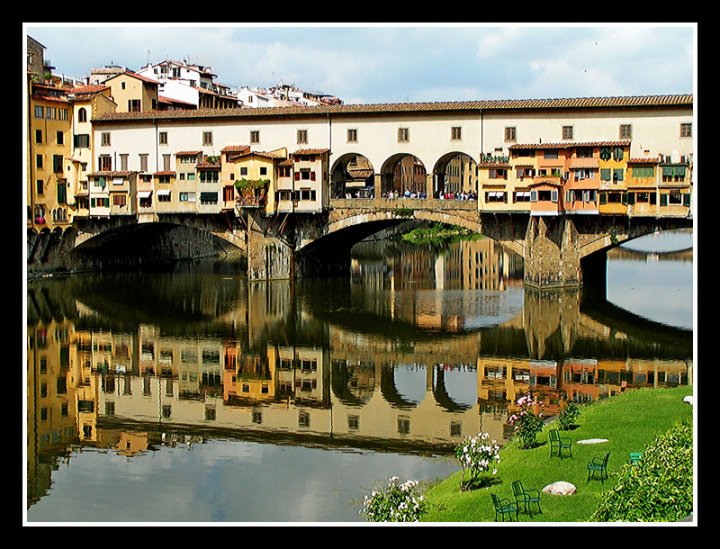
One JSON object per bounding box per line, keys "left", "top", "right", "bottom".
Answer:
{"left": 511, "top": 480, "right": 542, "bottom": 518}
{"left": 628, "top": 452, "right": 642, "bottom": 465}
{"left": 548, "top": 428, "right": 572, "bottom": 458}
{"left": 587, "top": 452, "right": 610, "bottom": 483}
{"left": 490, "top": 493, "right": 518, "bottom": 522}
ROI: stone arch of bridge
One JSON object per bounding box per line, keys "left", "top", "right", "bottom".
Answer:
{"left": 329, "top": 152, "right": 376, "bottom": 199}
{"left": 431, "top": 151, "right": 478, "bottom": 198}
{"left": 379, "top": 153, "right": 428, "bottom": 197}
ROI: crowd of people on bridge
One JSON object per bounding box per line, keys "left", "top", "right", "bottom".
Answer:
{"left": 339, "top": 188, "right": 478, "bottom": 200}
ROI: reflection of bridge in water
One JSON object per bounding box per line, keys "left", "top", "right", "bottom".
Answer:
{"left": 27, "top": 271, "right": 692, "bottom": 466}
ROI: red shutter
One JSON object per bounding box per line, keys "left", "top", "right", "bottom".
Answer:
{"left": 294, "top": 172, "right": 300, "bottom": 181}
{"left": 310, "top": 171, "right": 316, "bottom": 181}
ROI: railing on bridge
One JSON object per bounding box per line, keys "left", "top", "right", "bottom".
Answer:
{"left": 329, "top": 198, "right": 479, "bottom": 211}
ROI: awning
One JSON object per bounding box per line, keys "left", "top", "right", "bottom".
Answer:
{"left": 112, "top": 177, "right": 125, "bottom": 185}
{"left": 157, "top": 189, "right": 171, "bottom": 197}
{"left": 137, "top": 191, "right": 152, "bottom": 199}
{"left": 515, "top": 191, "right": 531, "bottom": 197}
{"left": 487, "top": 191, "right": 506, "bottom": 197}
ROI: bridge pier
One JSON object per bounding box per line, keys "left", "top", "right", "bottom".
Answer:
{"left": 246, "top": 212, "right": 294, "bottom": 281}
{"left": 523, "top": 216, "right": 583, "bottom": 289}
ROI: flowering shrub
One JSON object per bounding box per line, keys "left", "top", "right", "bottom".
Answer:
{"left": 455, "top": 432, "right": 501, "bottom": 490}
{"left": 508, "top": 395, "right": 545, "bottom": 449}
{"left": 557, "top": 401, "right": 580, "bottom": 431}
{"left": 360, "top": 476, "right": 429, "bottom": 522}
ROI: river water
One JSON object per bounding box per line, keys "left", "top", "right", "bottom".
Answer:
{"left": 24, "top": 230, "right": 693, "bottom": 524}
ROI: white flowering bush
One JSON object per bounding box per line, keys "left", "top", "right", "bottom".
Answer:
{"left": 360, "top": 476, "right": 429, "bottom": 522}
{"left": 508, "top": 395, "right": 544, "bottom": 449}
{"left": 454, "top": 432, "right": 501, "bottom": 490}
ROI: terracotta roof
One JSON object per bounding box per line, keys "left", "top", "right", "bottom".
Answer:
{"left": 528, "top": 180, "right": 564, "bottom": 188}
{"left": 293, "top": 148, "right": 330, "bottom": 155}
{"left": 91, "top": 95, "right": 693, "bottom": 124}
{"left": 347, "top": 168, "right": 374, "bottom": 179}
{"left": 105, "top": 71, "right": 159, "bottom": 85}
{"left": 221, "top": 145, "right": 251, "bottom": 153}
{"left": 32, "top": 93, "right": 71, "bottom": 104}
{"left": 153, "top": 171, "right": 176, "bottom": 176}
{"left": 159, "top": 95, "right": 196, "bottom": 106}
{"left": 628, "top": 157, "right": 660, "bottom": 164}
{"left": 197, "top": 162, "right": 221, "bottom": 169}
{"left": 279, "top": 158, "right": 294, "bottom": 166}
{"left": 71, "top": 84, "right": 109, "bottom": 95}
{"left": 510, "top": 140, "right": 631, "bottom": 150}
{"left": 175, "top": 151, "right": 202, "bottom": 156}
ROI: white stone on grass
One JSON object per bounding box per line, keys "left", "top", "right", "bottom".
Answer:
{"left": 542, "top": 481, "right": 576, "bottom": 496}
{"left": 577, "top": 438, "right": 608, "bottom": 444}
{"left": 683, "top": 395, "right": 694, "bottom": 405}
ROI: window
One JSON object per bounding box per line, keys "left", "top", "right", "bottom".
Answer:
{"left": 46, "top": 107, "right": 56, "bottom": 119}
{"left": 121, "top": 82, "right": 126, "bottom": 90}
{"left": 158, "top": 191, "right": 171, "bottom": 202}
{"left": 36, "top": 180, "right": 43, "bottom": 195}
{"left": 35, "top": 130, "right": 42, "bottom": 143}
{"left": 397, "top": 416, "right": 410, "bottom": 434}
{"left": 139, "top": 154, "right": 148, "bottom": 172}
{"left": 451, "top": 126, "right": 462, "bottom": 140}
{"left": 202, "top": 131, "right": 213, "bottom": 146}
{"left": 398, "top": 127, "right": 409, "bottom": 143}
{"left": 162, "top": 405, "right": 171, "bottom": 418}
{"left": 101, "top": 132, "right": 111, "bottom": 146}
{"left": 78, "top": 107, "right": 87, "bottom": 122}
{"left": 612, "top": 147, "right": 624, "bottom": 161}
{"left": 562, "top": 126, "right": 573, "bottom": 140}
{"left": 112, "top": 194, "right": 127, "bottom": 207}
{"left": 223, "top": 186, "right": 234, "bottom": 202}
{"left": 56, "top": 131, "right": 64, "bottom": 145}
{"left": 74, "top": 134, "right": 90, "bottom": 148}
{"left": 620, "top": 124, "right": 632, "bottom": 139}
{"left": 159, "top": 131, "right": 168, "bottom": 145}
{"left": 680, "top": 123, "right": 692, "bottom": 138}
{"left": 56, "top": 181, "right": 67, "bottom": 204}
{"left": 632, "top": 165, "right": 654, "bottom": 178}
{"left": 34, "top": 105, "right": 43, "bottom": 118}
{"left": 505, "top": 126, "right": 516, "bottom": 143}
{"left": 348, "top": 415, "right": 359, "bottom": 430}
{"left": 200, "top": 192, "right": 218, "bottom": 204}
{"left": 53, "top": 155, "right": 63, "bottom": 173}
{"left": 600, "top": 168, "right": 611, "bottom": 181}
{"left": 99, "top": 155, "right": 112, "bottom": 171}
{"left": 489, "top": 169, "right": 507, "bottom": 179}
{"left": 298, "top": 411, "right": 310, "bottom": 427}
{"left": 613, "top": 168, "right": 624, "bottom": 181}
{"left": 36, "top": 154, "right": 43, "bottom": 168}
{"left": 297, "top": 129, "right": 308, "bottom": 144}
{"left": 119, "top": 154, "right": 128, "bottom": 171}
{"left": 250, "top": 130, "right": 260, "bottom": 144}
{"left": 544, "top": 149, "right": 558, "bottom": 159}
{"left": 59, "top": 108, "right": 69, "bottom": 120}
{"left": 163, "top": 154, "right": 171, "bottom": 171}
{"left": 347, "top": 128, "right": 358, "bottom": 143}
{"left": 260, "top": 167, "right": 267, "bottom": 176}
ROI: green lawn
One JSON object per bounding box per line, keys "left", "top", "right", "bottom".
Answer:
{"left": 422, "top": 386, "right": 694, "bottom": 523}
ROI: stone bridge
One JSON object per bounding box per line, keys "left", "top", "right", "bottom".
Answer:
{"left": 248, "top": 198, "right": 693, "bottom": 288}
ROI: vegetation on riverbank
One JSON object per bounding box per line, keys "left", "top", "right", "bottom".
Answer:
{"left": 420, "top": 386, "right": 694, "bottom": 523}
{"left": 400, "top": 223, "right": 481, "bottom": 245}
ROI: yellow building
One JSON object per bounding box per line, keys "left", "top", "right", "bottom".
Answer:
{"left": 28, "top": 81, "right": 74, "bottom": 232}
{"left": 658, "top": 153, "right": 692, "bottom": 217}
{"left": 103, "top": 71, "right": 160, "bottom": 112}
{"left": 68, "top": 85, "right": 117, "bottom": 218}
{"left": 597, "top": 141, "right": 631, "bottom": 214}
{"left": 626, "top": 157, "right": 659, "bottom": 217}
{"left": 226, "top": 148, "right": 287, "bottom": 215}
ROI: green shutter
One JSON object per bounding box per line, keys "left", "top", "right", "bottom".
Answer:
{"left": 627, "top": 192, "right": 635, "bottom": 205}
{"left": 660, "top": 194, "right": 668, "bottom": 206}
{"left": 621, "top": 193, "right": 628, "bottom": 205}
{"left": 683, "top": 193, "right": 691, "bottom": 206}
{"left": 662, "top": 166, "right": 673, "bottom": 177}
{"left": 675, "top": 166, "right": 686, "bottom": 178}
{"left": 614, "top": 169, "right": 624, "bottom": 181}
{"left": 599, "top": 193, "right": 607, "bottom": 205}
{"left": 601, "top": 168, "right": 611, "bottom": 181}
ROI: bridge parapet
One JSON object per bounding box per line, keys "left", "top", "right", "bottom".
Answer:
{"left": 329, "top": 198, "right": 478, "bottom": 212}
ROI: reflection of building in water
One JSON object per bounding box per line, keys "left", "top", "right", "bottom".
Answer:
{"left": 477, "top": 355, "right": 693, "bottom": 440}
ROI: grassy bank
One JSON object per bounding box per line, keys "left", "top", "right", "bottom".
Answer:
{"left": 422, "top": 386, "right": 694, "bottom": 522}
{"left": 400, "top": 223, "right": 481, "bottom": 245}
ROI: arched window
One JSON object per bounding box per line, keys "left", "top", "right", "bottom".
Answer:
{"left": 78, "top": 108, "right": 87, "bottom": 123}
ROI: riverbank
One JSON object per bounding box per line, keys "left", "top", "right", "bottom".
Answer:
{"left": 421, "top": 386, "right": 694, "bottom": 523}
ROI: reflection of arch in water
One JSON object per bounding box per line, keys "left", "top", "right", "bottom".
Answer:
{"left": 331, "top": 359, "right": 376, "bottom": 406}
{"left": 380, "top": 364, "right": 426, "bottom": 409}
{"left": 432, "top": 365, "right": 476, "bottom": 412}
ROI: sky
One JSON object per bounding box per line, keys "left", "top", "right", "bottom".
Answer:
{"left": 24, "top": 23, "right": 696, "bottom": 105}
